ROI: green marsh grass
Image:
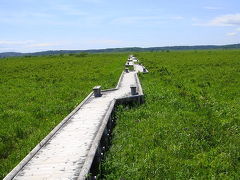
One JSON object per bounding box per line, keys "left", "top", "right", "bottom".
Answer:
{"left": 0, "top": 53, "right": 126, "bottom": 178}
{"left": 102, "top": 50, "right": 240, "bottom": 179}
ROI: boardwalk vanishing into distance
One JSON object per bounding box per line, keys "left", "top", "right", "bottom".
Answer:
{"left": 4, "top": 55, "right": 147, "bottom": 180}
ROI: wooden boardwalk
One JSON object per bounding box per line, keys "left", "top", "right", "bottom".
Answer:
{"left": 4, "top": 56, "right": 146, "bottom": 180}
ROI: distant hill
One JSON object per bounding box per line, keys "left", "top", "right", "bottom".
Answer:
{"left": 0, "top": 52, "right": 24, "bottom": 58}
{"left": 1, "top": 43, "right": 240, "bottom": 58}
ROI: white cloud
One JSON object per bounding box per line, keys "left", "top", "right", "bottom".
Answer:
{"left": 193, "top": 13, "right": 240, "bottom": 26}
{"left": 113, "top": 16, "right": 159, "bottom": 24}
{"left": 53, "top": 4, "right": 88, "bottom": 16}
{"left": 210, "top": 14, "right": 240, "bottom": 26}
{"left": 191, "top": 17, "right": 199, "bottom": 22}
{"left": 87, "top": 39, "right": 124, "bottom": 46}
{"left": 0, "top": 11, "right": 55, "bottom": 25}
{"left": 226, "top": 32, "right": 238, "bottom": 36}
{"left": 170, "top": 16, "right": 184, "bottom": 20}
{"left": 81, "top": 0, "right": 102, "bottom": 3}
{"left": 204, "top": 6, "right": 223, "bottom": 10}
{"left": 0, "top": 47, "right": 15, "bottom": 51}
{"left": 113, "top": 15, "right": 184, "bottom": 24}
{"left": 0, "top": 40, "right": 64, "bottom": 52}
{"left": 0, "top": 40, "right": 34, "bottom": 45}
{"left": 26, "top": 43, "right": 61, "bottom": 48}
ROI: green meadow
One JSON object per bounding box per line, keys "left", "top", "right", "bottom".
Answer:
{"left": 1, "top": 50, "right": 240, "bottom": 179}
{"left": 102, "top": 50, "right": 240, "bottom": 179}
{"left": 0, "top": 53, "right": 126, "bottom": 179}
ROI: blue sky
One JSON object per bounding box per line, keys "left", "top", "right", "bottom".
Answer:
{"left": 0, "top": 0, "right": 240, "bottom": 52}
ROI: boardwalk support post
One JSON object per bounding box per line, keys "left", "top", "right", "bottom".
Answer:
{"left": 93, "top": 86, "right": 102, "bottom": 97}
{"left": 130, "top": 84, "right": 138, "bottom": 95}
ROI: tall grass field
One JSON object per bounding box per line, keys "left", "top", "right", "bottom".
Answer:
{"left": 102, "top": 50, "right": 240, "bottom": 179}
{"left": 0, "top": 53, "right": 126, "bottom": 178}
